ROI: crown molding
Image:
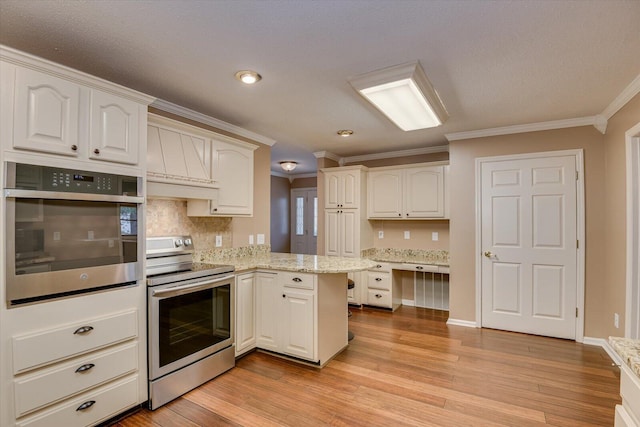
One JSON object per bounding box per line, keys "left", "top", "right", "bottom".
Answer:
{"left": 601, "top": 73, "right": 640, "bottom": 120}
{"left": 343, "top": 145, "right": 449, "bottom": 164}
{"left": 151, "top": 99, "right": 276, "bottom": 146}
{"left": 445, "top": 116, "right": 604, "bottom": 141}
{"left": 313, "top": 151, "right": 342, "bottom": 163}
{"left": 271, "top": 171, "right": 317, "bottom": 183}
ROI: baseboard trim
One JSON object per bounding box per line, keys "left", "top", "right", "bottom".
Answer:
{"left": 401, "top": 299, "right": 415, "bottom": 307}
{"left": 583, "top": 336, "right": 623, "bottom": 366}
{"left": 446, "top": 318, "right": 478, "bottom": 328}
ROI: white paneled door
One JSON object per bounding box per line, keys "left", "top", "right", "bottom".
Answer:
{"left": 480, "top": 153, "right": 579, "bottom": 339}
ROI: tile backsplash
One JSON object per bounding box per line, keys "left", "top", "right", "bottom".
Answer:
{"left": 145, "top": 198, "right": 232, "bottom": 250}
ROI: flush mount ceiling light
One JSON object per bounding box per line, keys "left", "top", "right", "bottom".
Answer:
{"left": 348, "top": 61, "right": 448, "bottom": 131}
{"left": 234, "top": 70, "right": 262, "bottom": 84}
{"left": 337, "top": 129, "right": 354, "bottom": 137}
{"left": 279, "top": 161, "right": 297, "bottom": 172}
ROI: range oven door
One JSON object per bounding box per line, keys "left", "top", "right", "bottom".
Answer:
{"left": 148, "top": 274, "right": 234, "bottom": 380}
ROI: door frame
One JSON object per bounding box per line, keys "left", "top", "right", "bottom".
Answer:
{"left": 626, "top": 122, "right": 640, "bottom": 338}
{"left": 475, "top": 149, "right": 585, "bottom": 341}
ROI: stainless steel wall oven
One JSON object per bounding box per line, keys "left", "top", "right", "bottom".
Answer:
{"left": 146, "top": 236, "right": 235, "bottom": 410}
{"left": 4, "top": 162, "right": 143, "bottom": 306}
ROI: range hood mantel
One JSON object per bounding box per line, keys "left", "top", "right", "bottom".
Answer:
{"left": 146, "top": 114, "right": 219, "bottom": 200}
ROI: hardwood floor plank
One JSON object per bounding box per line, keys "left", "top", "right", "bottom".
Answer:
{"left": 113, "top": 306, "right": 620, "bottom": 426}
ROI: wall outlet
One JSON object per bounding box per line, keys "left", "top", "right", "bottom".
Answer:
{"left": 378, "top": 230, "right": 384, "bottom": 239}
{"left": 249, "top": 234, "right": 254, "bottom": 245}
{"left": 432, "top": 232, "right": 439, "bottom": 241}
{"left": 88, "top": 230, "right": 94, "bottom": 240}
{"left": 53, "top": 231, "right": 61, "bottom": 241}
{"left": 257, "top": 234, "right": 265, "bottom": 244}
{"left": 404, "top": 231, "right": 410, "bottom": 240}
{"left": 215, "top": 235, "right": 222, "bottom": 247}
{"left": 108, "top": 239, "right": 114, "bottom": 248}
{"left": 614, "top": 313, "right": 620, "bottom": 329}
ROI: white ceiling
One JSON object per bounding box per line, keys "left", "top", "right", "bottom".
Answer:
{"left": 1, "top": 1, "right": 639, "bottom": 175}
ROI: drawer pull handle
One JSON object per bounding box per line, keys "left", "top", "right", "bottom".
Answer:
{"left": 375, "top": 278, "right": 382, "bottom": 282}
{"left": 376, "top": 265, "right": 382, "bottom": 268}
{"left": 292, "top": 277, "right": 302, "bottom": 282}
{"left": 76, "top": 400, "right": 96, "bottom": 411}
{"left": 75, "top": 363, "right": 95, "bottom": 373}
{"left": 73, "top": 326, "right": 94, "bottom": 335}
{"left": 375, "top": 294, "right": 382, "bottom": 298}
{"left": 416, "top": 266, "right": 424, "bottom": 270}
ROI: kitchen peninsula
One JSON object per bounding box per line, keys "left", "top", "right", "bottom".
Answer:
{"left": 194, "top": 248, "right": 376, "bottom": 366}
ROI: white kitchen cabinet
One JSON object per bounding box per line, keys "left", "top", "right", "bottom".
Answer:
{"left": 210, "top": 137, "right": 256, "bottom": 216}
{"left": 3, "top": 47, "right": 152, "bottom": 169}
{"left": 324, "top": 166, "right": 364, "bottom": 209}
{"left": 254, "top": 271, "right": 348, "bottom": 366}
{"left": 364, "top": 262, "right": 401, "bottom": 310}
{"left": 368, "top": 163, "right": 449, "bottom": 219}
{"left": 322, "top": 166, "right": 371, "bottom": 259}
{"left": 235, "top": 272, "right": 257, "bottom": 357}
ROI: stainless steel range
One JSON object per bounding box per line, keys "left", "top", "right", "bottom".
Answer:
{"left": 146, "top": 236, "right": 235, "bottom": 410}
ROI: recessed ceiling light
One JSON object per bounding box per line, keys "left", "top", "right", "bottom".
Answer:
{"left": 235, "top": 70, "right": 262, "bottom": 85}
{"left": 337, "top": 129, "right": 354, "bottom": 137}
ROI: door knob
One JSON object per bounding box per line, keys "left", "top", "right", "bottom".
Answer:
{"left": 484, "top": 251, "right": 493, "bottom": 258}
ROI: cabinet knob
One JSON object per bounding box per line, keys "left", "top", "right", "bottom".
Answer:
{"left": 292, "top": 277, "right": 302, "bottom": 282}
{"left": 398, "top": 213, "right": 401, "bottom": 217}
{"left": 76, "top": 400, "right": 96, "bottom": 412}
{"left": 93, "top": 148, "right": 100, "bottom": 155}
{"left": 71, "top": 144, "right": 78, "bottom": 151}
{"left": 406, "top": 213, "right": 409, "bottom": 217}
{"left": 375, "top": 277, "right": 382, "bottom": 282}
{"left": 375, "top": 294, "right": 382, "bottom": 298}
{"left": 282, "top": 294, "right": 286, "bottom": 298}
{"left": 376, "top": 265, "right": 382, "bottom": 268}
{"left": 416, "top": 266, "right": 423, "bottom": 270}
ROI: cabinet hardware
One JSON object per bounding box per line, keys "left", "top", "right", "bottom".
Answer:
{"left": 416, "top": 266, "right": 423, "bottom": 270}
{"left": 375, "top": 294, "right": 382, "bottom": 298}
{"left": 376, "top": 265, "right": 382, "bottom": 268}
{"left": 398, "top": 213, "right": 401, "bottom": 217}
{"left": 71, "top": 144, "right": 78, "bottom": 151}
{"left": 282, "top": 294, "right": 286, "bottom": 298}
{"left": 375, "top": 278, "right": 382, "bottom": 281}
{"left": 73, "top": 326, "right": 94, "bottom": 335}
{"left": 75, "top": 363, "right": 95, "bottom": 373}
{"left": 292, "top": 277, "right": 302, "bottom": 282}
{"left": 93, "top": 148, "right": 100, "bottom": 155}
{"left": 76, "top": 400, "right": 96, "bottom": 411}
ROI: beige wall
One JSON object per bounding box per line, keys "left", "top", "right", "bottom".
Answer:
{"left": 291, "top": 176, "right": 317, "bottom": 188}
{"left": 270, "top": 175, "right": 291, "bottom": 253}
{"left": 603, "top": 94, "right": 640, "bottom": 335}
{"left": 448, "top": 125, "right": 610, "bottom": 336}
{"left": 370, "top": 220, "right": 449, "bottom": 250}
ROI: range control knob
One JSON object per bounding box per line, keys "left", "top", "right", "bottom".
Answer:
{"left": 184, "top": 238, "right": 192, "bottom": 246}
{"left": 175, "top": 239, "right": 183, "bottom": 247}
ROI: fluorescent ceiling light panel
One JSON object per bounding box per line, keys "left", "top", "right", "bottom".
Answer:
{"left": 349, "top": 62, "right": 448, "bottom": 131}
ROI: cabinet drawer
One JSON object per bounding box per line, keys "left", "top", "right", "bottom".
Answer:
{"left": 14, "top": 342, "right": 138, "bottom": 417}
{"left": 280, "top": 272, "right": 316, "bottom": 290}
{"left": 401, "top": 263, "right": 439, "bottom": 273}
{"left": 13, "top": 310, "right": 137, "bottom": 374}
{"left": 369, "top": 262, "right": 391, "bottom": 272}
{"left": 16, "top": 376, "right": 138, "bottom": 427}
{"left": 367, "top": 272, "right": 391, "bottom": 291}
{"left": 366, "top": 289, "right": 391, "bottom": 308}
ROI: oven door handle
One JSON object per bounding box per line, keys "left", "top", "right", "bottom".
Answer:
{"left": 151, "top": 275, "right": 234, "bottom": 298}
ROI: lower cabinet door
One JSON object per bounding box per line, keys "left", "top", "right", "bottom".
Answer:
{"left": 366, "top": 289, "right": 391, "bottom": 308}
{"left": 255, "top": 273, "right": 279, "bottom": 352}
{"left": 282, "top": 290, "right": 315, "bottom": 361}
{"left": 235, "top": 273, "right": 256, "bottom": 356}
{"left": 16, "top": 376, "right": 138, "bottom": 427}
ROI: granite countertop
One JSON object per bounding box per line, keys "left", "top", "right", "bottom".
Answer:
{"left": 193, "top": 247, "right": 376, "bottom": 274}
{"left": 609, "top": 336, "right": 640, "bottom": 377}
{"left": 362, "top": 248, "right": 450, "bottom": 267}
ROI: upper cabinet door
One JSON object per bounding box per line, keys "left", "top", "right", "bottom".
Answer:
{"left": 211, "top": 138, "right": 255, "bottom": 216}
{"left": 89, "top": 89, "right": 140, "bottom": 165}
{"left": 368, "top": 170, "right": 403, "bottom": 218}
{"left": 404, "top": 166, "right": 445, "bottom": 218}
{"left": 324, "top": 169, "right": 361, "bottom": 209}
{"left": 13, "top": 68, "right": 81, "bottom": 157}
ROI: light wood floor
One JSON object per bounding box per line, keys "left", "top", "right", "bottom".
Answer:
{"left": 113, "top": 306, "right": 621, "bottom": 426}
